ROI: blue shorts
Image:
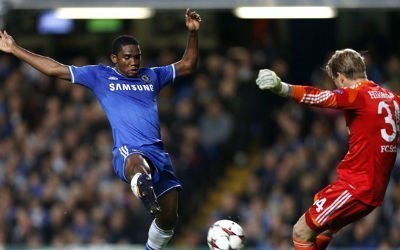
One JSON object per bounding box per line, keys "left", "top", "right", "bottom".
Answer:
{"left": 112, "top": 143, "right": 182, "bottom": 198}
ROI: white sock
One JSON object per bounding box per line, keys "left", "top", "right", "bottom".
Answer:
{"left": 146, "top": 219, "right": 174, "bottom": 250}
{"left": 130, "top": 173, "right": 142, "bottom": 198}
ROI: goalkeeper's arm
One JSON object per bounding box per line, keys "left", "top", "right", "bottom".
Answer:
{"left": 256, "top": 69, "right": 291, "bottom": 97}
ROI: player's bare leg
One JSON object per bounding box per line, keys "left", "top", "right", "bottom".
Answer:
{"left": 156, "top": 189, "right": 179, "bottom": 229}
{"left": 146, "top": 189, "right": 179, "bottom": 250}
{"left": 292, "top": 214, "right": 318, "bottom": 250}
{"left": 125, "top": 154, "right": 161, "bottom": 215}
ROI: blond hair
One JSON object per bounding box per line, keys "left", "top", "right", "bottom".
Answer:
{"left": 325, "top": 49, "right": 367, "bottom": 80}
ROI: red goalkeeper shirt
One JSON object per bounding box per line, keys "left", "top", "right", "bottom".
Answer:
{"left": 291, "top": 80, "right": 399, "bottom": 206}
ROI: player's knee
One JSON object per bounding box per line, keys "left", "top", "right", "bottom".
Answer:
{"left": 293, "top": 220, "right": 313, "bottom": 242}
{"left": 292, "top": 222, "right": 302, "bottom": 241}
{"left": 125, "top": 154, "right": 151, "bottom": 178}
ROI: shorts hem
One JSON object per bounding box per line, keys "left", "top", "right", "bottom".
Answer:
{"left": 305, "top": 211, "right": 322, "bottom": 233}
{"left": 156, "top": 184, "right": 182, "bottom": 199}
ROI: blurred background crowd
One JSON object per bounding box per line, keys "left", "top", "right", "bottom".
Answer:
{"left": 0, "top": 6, "right": 400, "bottom": 250}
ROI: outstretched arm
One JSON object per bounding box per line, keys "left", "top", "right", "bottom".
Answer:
{"left": 256, "top": 69, "right": 360, "bottom": 109}
{"left": 0, "top": 31, "right": 71, "bottom": 80}
{"left": 174, "top": 9, "right": 201, "bottom": 77}
{"left": 256, "top": 69, "right": 292, "bottom": 97}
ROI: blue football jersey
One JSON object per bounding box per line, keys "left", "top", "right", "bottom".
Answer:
{"left": 68, "top": 64, "right": 175, "bottom": 148}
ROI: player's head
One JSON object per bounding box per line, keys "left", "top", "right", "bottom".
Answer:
{"left": 111, "top": 35, "right": 141, "bottom": 77}
{"left": 325, "top": 49, "right": 367, "bottom": 87}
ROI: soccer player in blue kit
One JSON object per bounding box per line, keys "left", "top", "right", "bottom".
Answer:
{"left": 0, "top": 9, "right": 201, "bottom": 250}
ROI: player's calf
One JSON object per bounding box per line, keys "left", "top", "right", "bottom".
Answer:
{"left": 293, "top": 214, "right": 318, "bottom": 249}
{"left": 146, "top": 190, "right": 179, "bottom": 250}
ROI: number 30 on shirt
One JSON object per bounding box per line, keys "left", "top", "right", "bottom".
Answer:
{"left": 378, "top": 100, "right": 400, "bottom": 142}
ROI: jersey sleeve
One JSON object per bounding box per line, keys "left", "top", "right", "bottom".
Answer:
{"left": 290, "top": 85, "right": 362, "bottom": 110}
{"left": 68, "top": 65, "right": 99, "bottom": 90}
{"left": 150, "top": 64, "right": 176, "bottom": 90}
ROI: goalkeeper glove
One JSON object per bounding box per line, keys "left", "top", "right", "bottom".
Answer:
{"left": 256, "top": 69, "right": 289, "bottom": 97}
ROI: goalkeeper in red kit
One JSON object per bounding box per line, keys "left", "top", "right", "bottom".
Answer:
{"left": 256, "top": 49, "right": 400, "bottom": 250}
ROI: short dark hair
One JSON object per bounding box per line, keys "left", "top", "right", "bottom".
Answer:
{"left": 325, "top": 49, "right": 367, "bottom": 80}
{"left": 111, "top": 35, "right": 140, "bottom": 55}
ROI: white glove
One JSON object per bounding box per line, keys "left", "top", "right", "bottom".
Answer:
{"left": 256, "top": 69, "right": 289, "bottom": 97}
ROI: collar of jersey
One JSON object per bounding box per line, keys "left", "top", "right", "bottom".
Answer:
{"left": 112, "top": 67, "right": 140, "bottom": 78}
{"left": 348, "top": 80, "right": 375, "bottom": 89}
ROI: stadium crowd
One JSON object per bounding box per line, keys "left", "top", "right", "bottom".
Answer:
{"left": 0, "top": 28, "right": 400, "bottom": 250}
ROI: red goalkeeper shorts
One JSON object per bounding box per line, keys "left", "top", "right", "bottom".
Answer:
{"left": 305, "top": 180, "right": 375, "bottom": 233}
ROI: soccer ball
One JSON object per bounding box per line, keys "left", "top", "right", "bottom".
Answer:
{"left": 207, "top": 219, "right": 245, "bottom": 250}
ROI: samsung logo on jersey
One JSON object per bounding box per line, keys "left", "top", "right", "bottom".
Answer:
{"left": 109, "top": 83, "right": 154, "bottom": 92}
